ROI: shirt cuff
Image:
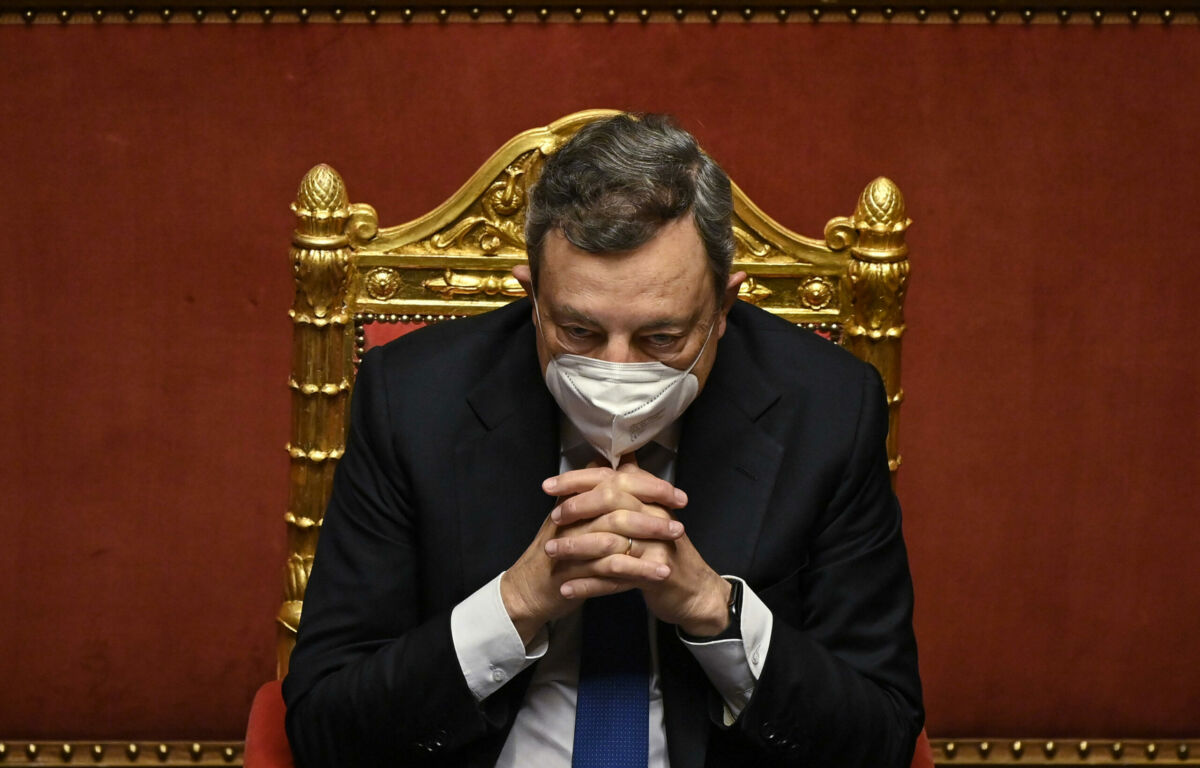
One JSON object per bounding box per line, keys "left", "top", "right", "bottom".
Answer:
{"left": 450, "top": 572, "right": 549, "bottom": 702}
{"left": 678, "top": 576, "right": 773, "bottom": 723}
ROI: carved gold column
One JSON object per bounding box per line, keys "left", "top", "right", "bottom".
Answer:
{"left": 835, "top": 177, "right": 911, "bottom": 477}
{"left": 278, "top": 164, "right": 355, "bottom": 676}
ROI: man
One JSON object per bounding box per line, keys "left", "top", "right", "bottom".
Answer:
{"left": 282, "top": 114, "right": 923, "bottom": 768}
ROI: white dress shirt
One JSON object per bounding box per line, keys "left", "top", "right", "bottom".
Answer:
{"left": 450, "top": 421, "right": 774, "bottom": 767}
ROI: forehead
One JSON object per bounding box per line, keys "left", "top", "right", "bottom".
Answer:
{"left": 538, "top": 217, "right": 713, "bottom": 325}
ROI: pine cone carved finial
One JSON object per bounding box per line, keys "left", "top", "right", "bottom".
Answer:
{"left": 296, "top": 164, "right": 349, "bottom": 216}
{"left": 854, "top": 177, "right": 908, "bottom": 232}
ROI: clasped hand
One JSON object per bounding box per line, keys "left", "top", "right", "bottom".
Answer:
{"left": 500, "top": 457, "right": 731, "bottom": 645}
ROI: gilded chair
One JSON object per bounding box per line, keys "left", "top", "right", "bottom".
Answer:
{"left": 245, "top": 109, "right": 922, "bottom": 768}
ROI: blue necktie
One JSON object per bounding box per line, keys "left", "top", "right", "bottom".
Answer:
{"left": 572, "top": 590, "right": 650, "bottom": 768}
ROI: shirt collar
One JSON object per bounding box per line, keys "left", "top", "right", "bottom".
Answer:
{"left": 559, "top": 416, "right": 681, "bottom": 459}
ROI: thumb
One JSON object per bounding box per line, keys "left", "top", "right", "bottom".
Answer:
{"left": 617, "top": 451, "right": 640, "bottom": 472}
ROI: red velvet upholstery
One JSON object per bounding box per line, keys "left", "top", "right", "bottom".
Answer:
{"left": 244, "top": 681, "right": 294, "bottom": 768}
{"left": 243, "top": 677, "right": 932, "bottom": 768}
{"left": 911, "top": 729, "right": 935, "bottom": 768}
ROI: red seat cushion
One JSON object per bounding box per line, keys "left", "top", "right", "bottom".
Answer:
{"left": 244, "top": 680, "right": 294, "bottom": 768}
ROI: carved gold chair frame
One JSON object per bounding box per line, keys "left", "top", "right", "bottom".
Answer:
{"left": 280, "top": 108, "right": 911, "bottom": 675}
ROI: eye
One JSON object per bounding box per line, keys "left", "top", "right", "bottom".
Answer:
{"left": 643, "top": 333, "right": 682, "bottom": 348}
{"left": 561, "top": 325, "right": 595, "bottom": 341}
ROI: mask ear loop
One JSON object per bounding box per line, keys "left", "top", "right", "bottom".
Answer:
{"left": 529, "top": 289, "right": 552, "bottom": 347}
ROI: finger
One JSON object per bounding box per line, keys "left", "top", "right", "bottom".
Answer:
{"left": 558, "top": 578, "right": 634, "bottom": 600}
{"left": 556, "top": 554, "right": 671, "bottom": 586}
{"left": 566, "top": 509, "right": 683, "bottom": 541}
{"left": 554, "top": 485, "right": 643, "bottom": 525}
{"left": 546, "top": 532, "right": 631, "bottom": 561}
{"left": 557, "top": 479, "right": 686, "bottom": 527}
{"left": 617, "top": 452, "right": 639, "bottom": 469}
{"left": 542, "top": 467, "right": 615, "bottom": 497}
{"left": 613, "top": 471, "right": 688, "bottom": 509}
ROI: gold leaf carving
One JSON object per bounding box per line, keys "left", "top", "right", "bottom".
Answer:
{"left": 733, "top": 225, "right": 773, "bottom": 259}
{"left": 799, "top": 277, "right": 834, "bottom": 310}
{"left": 365, "top": 268, "right": 402, "bottom": 300}
{"left": 292, "top": 248, "right": 350, "bottom": 319}
{"left": 737, "top": 277, "right": 772, "bottom": 304}
{"left": 347, "top": 203, "right": 380, "bottom": 246}
{"left": 848, "top": 259, "right": 909, "bottom": 334}
{"left": 855, "top": 177, "right": 908, "bottom": 231}
{"left": 294, "top": 164, "right": 348, "bottom": 217}
{"left": 283, "top": 552, "right": 314, "bottom": 603}
{"left": 824, "top": 216, "right": 858, "bottom": 251}
{"left": 426, "top": 154, "right": 536, "bottom": 254}
{"left": 422, "top": 269, "right": 526, "bottom": 298}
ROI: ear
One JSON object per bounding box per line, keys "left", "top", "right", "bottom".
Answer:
{"left": 512, "top": 264, "right": 533, "bottom": 294}
{"left": 717, "top": 271, "right": 748, "bottom": 338}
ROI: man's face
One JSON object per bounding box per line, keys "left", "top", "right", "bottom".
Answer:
{"left": 514, "top": 217, "right": 745, "bottom": 393}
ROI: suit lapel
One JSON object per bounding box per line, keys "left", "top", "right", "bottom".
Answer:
{"left": 455, "top": 319, "right": 561, "bottom": 595}
{"left": 675, "top": 318, "right": 784, "bottom": 578}
{"left": 662, "top": 316, "right": 784, "bottom": 768}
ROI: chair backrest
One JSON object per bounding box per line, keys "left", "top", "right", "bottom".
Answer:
{"left": 278, "top": 109, "right": 912, "bottom": 675}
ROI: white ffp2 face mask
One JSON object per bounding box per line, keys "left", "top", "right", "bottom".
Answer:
{"left": 533, "top": 294, "right": 714, "bottom": 468}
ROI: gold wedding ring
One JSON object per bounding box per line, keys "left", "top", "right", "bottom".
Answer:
{"left": 625, "top": 536, "right": 635, "bottom": 556}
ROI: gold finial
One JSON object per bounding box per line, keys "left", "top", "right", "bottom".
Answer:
{"left": 296, "top": 164, "right": 349, "bottom": 217}
{"left": 854, "top": 177, "right": 908, "bottom": 231}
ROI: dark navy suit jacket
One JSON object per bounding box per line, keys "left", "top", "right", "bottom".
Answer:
{"left": 282, "top": 298, "right": 923, "bottom": 768}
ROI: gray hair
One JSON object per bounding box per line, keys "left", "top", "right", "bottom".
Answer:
{"left": 524, "top": 113, "right": 735, "bottom": 302}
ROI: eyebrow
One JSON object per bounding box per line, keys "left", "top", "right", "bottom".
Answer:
{"left": 551, "top": 303, "right": 703, "bottom": 332}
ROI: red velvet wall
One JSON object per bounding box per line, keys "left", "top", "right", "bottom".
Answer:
{"left": 1, "top": 20, "right": 1197, "bottom": 739}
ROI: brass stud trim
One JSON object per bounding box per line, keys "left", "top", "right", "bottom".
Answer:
{"left": 6, "top": 4, "right": 1198, "bottom": 24}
